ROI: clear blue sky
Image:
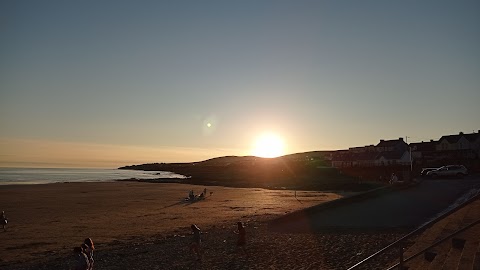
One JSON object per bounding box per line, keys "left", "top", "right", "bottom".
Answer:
{"left": 1, "top": 0, "right": 479, "bottom": 167}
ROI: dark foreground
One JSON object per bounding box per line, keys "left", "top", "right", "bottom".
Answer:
{"left": 5, "top": 216, "right": 407, "bottom": 270}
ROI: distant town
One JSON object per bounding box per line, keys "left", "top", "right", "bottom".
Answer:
{"left": 328, "top": 130, "right": 480, "bottom": 169}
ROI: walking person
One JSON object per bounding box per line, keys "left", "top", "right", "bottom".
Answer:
{"left": 72, "top": 246, "right": 90, "bottom": 270}
{"left": 234, "top": 222, "right": 247, "bottom": 256}
{"left": 389, "top": 173, "right": 398, "bottom": 184}
{"left": 189, "top": 224, "right": 202, "bottom": 261}
{"left": 84, "top": 238, "right": 95, "bottom": 269}
{"left": 1, "top": 211, "right": 7, "bottom": 232}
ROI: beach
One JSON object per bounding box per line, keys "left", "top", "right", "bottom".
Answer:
{"left": 0, "top": 181, "right": 404, "bottom": 269}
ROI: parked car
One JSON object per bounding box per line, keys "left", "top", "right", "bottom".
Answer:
{"left": 425, "top": 165, "right": 468, "bottom": 179}
{"left": 420, "top": 167, "right": 439, "bottom": 177}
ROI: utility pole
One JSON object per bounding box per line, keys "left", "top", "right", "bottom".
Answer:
{"left": 406, "top": 136, "right": 413, "bottom": 172}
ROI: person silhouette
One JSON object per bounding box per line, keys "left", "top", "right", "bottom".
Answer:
{"left": 189, "top": 224, "right": 202, "bottom": 261}
{"left": 1, "top": 211, "right": 7, "bottom": 231}
{"left": 234, "top": 222, "right": 247, "bottom": 256}
{"left": 389, "top": 173, "right": 398, "bottom": 184}
{"left": 73, "top": 246, "right": 90, "bottom": 270}
{"left": 84, "top": 238, "right": 95, "bottom": 269}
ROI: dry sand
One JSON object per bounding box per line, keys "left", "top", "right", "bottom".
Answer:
{"left": 0, "top": 181, "right": 404, "bottom": 269}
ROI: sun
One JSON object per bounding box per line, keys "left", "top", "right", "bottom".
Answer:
{"left": 252, "top": 133, "right": 286, "bottom": 158}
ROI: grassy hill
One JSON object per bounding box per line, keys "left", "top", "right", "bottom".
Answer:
{"left": 120, "top": 152, "right": 382, "bottom": 191}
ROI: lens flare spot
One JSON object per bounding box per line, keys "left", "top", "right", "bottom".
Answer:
{"left": 202, "top": 115, "right": 218, "bottom": 136}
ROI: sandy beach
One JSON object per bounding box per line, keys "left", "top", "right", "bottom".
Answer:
{"left": 0, "top": 181, "right": 404, "bottom": 269}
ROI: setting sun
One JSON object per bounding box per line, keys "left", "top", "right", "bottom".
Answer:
{"left": 252, "top": 133, "right": 286, "bottom": 158}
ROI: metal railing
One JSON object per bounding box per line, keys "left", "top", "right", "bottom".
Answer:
{"left": 347, "top": 189, "right": 480, "bottom": 270}
{"left": 386, "top": 219, "right": 480, "bottom": 270}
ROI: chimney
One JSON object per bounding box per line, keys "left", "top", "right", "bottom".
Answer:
{"left": 459, "top": 132, "right": 464, "bottom": 135}
{"left": 430, "top": 140, "right": 434, "bottom": 142}
{"left": 399, "top": 137, "right": 404, "bottom": 141}
{"left": 380, "top": 139, "right": 385, "bottom": 142}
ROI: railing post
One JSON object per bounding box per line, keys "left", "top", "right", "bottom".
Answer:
{"left": 398, "top": 246, "right": 404, "bottom": 270}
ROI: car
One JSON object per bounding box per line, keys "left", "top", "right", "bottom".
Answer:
{"left": 420, "top": 167, "right": 439, "bottom": 177}
{"left": 425, "top": 165, "right": 468, "bottom": 179}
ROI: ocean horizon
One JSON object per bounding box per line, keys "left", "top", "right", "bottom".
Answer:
{"left": 0, "top": 167, "right": 187, "bottom": 185}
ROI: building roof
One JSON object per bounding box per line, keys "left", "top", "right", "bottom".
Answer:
{"left": 439, "top": 131, "right": 480, "bottom": 144}
{"left": 331, "top": 150, "right": 350, "bottom": 161}
{"left": 464, "top": 132, "right": 480, "bottom": 142}
{"left": 409, "top": 141, "right": 437, "bottom": 151}
{"left": 375, "top": 138, "right": 406, "bottom": 148}
{"left": 439, "top": 134, "right": 463, "bottom": 144}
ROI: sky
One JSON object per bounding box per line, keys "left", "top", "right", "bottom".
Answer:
{"left": 1, "top": 0, "right": 479, "bottom": 168}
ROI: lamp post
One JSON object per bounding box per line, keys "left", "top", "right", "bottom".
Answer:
{"left": 406, "top": 136, "right": 413, "bottom": 172}
{"left": 409, "top": 146, "right": 413, "bottom": 172}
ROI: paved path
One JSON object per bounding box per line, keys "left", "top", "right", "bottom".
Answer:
{"left": 276, "top": 177, "right": 480, "bottom": 231}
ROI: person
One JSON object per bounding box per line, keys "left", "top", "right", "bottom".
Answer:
{"left": 84, "top": 238, "right": 95, "bottom": 269}
{"left": 81, "top": 243, "right": 89, "bottom": 256}
{"left": 73, "top": 246, "right": 90, "bottom": 270}
{"left": 1, "top": 211, "right": 7, "bottom": 232}
{"left": 189, "top": 190, "right": 194, "bottom": 201}
{"left": 234, "top": 222, "right": 247, "bottom": 256}
{"left": 203, "top": 188, "right": 207, "bottom": 196}
{"left": 389, "top": 173, "right": 399, "bottom": 184}
{"left": 189, "top": 224, "right": 202, "bottom": 261}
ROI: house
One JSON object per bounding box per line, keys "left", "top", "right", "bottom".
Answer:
{"left": 332, "top": 138, "right": 411, "bottom": 168}
{"left": 410, "top": 140, "right": 437, "bottom": 159}
{"left": 375, "top": 138, "right": 409, "bottom": 153}
{"left": 375, "top": 150, "right": 411, "bottom": 166}
{"left": 355, "top": 151, "right": 380, "bottom": 167}
{"left": 331, "top": 150, "right": 351, "bottom": 168}
{"left": 436, "top": 131, "right": 480, "bottom": 159}
{"left": 436, "top": 132, "right": 471, "bottom": 151}
{"left": 349, "top": 145, "right": 375, "bottom": 153}
{"left": 331, "top": 132, "right": 480, "bottom": 169}
{"left": 464, "top": 131, "right": 480, "bottom": 157}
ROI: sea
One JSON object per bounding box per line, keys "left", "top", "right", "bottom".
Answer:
{"left": 0, "top": 168, "right": 187, "bottom": 185}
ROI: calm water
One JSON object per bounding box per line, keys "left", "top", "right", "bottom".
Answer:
{"left": 0, "top": 168, "right": 187, "bottom": 185}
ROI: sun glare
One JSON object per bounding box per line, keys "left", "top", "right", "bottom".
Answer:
{"left": 252, "top": 133, "right": 285, "bottom": 158}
